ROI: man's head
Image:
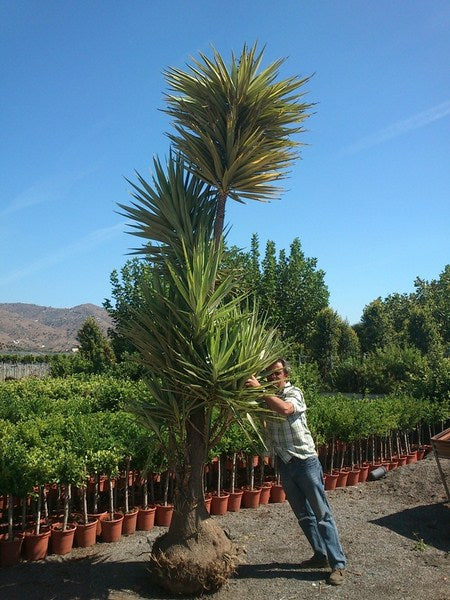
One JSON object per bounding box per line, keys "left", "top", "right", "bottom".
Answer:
{"left": 266, "top": 358, "right": 290, "bottom": 389}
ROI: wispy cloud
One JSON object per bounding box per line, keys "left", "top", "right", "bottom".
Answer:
{"left": 342, "top": 100, "right": 450, "bottom": 155}
{"left": 0, "top": 222, "right": 126, "bottom": 286}
{"left": 1, "top": 165, "right": 102, "bottom": 218}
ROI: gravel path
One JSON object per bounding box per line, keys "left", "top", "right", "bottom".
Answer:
{"left": 1, "top": 454, "right": 449, "bottom": 600}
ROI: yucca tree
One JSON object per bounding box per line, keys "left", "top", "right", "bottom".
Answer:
{"left": 118, "top": 45, "right": 311, "bottom": 593}
{"left": 164, "top": 42, "right": 313, "bottom": 243}
{"left": 119, "top": 156, "right": 285, "bottom": 593}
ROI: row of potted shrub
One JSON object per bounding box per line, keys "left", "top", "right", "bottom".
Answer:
{"left": 0, "top": 376, "right": 447, "bottom": 569}
{"left": 1, "top": 442, "right": 434, "bottom": 567}
{"left": 0, "top": 472, "right": 288, "bottom": 567}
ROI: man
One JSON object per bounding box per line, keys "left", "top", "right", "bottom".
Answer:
{"left": 246, "top": 358, "right": 346, "bottom": 586}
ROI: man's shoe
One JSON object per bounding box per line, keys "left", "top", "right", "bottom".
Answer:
{"left": 328, "top": 568, "right": 345, "bottom": 585}
{"left": 298, "top": 555, "right": 329, "bottom": 569}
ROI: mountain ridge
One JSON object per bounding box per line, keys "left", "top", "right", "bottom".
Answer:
{"left": 0, "top": 302, "right": 113, "bottom": 353}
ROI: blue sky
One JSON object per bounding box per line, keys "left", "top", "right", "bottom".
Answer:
{"left": 1, "top": 1, "right": 449, "bottom": 325}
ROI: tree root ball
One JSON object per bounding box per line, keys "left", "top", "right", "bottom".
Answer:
{"left": 149, "top": 518, "right": 241, "bottom": 595}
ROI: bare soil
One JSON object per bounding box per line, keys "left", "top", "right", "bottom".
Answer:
{"left": 1, "top": 454, "right": 449, "bottom": 600}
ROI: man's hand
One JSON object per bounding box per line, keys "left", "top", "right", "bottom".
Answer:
{"left": 245, "top": 375, "right": 261, "bottom": 388}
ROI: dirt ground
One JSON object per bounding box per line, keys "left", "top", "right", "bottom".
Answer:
{"left": 0, "top": 454, "right": 449, "bottom": 600}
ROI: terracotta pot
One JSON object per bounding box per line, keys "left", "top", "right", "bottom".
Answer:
{"left": 358, "top": 465, "right": 370, "bottom": 483}
{"left": 270, "top": 483, "right": 286, "bottom": 502}
{"left": 210, "top": 493, "right": 229, "bottom": 516}
{"left": 226, "top": 489, "right": 243, "bottom": 512}
{"left": 101, "top": 513, "right": 124, "bottom": 543}
{"left": 258, "top": 483, "right": 272, "bottom": 505}
{"left": 204, "top": 495, "right": 212, "bottom": 514}
{"left": 23, "top": 528, "right": 51, "bottom": 561}
{"left": 0, "top": 537, "right": 23, "bottom": 567}
{"left": 121, "top": 509, "right": 138, "bottom": 535}
{"left": 388, "top": 459, "right": 399, "bottom": 470}
{"left": 50, "top": 523, "right": 76, "bottom": 555}
{"left": 242, "top": 487, "right": 261, "bottom": 509}
{"left": 324, "top": 473, "right": 339, "bottom": 491}
{"left": 87, "top": 511, "right": 108, "bottom": 536}
{"left": 397, "top": 455, "right": 408, "bottom": 467}
{"left": 335, "top": 470, "right": 348, "bottom": 488}
{"left": 137, "top": 506, "right": 156, "bottom": 531}
{"left": 74, "top": 518, "right": 98, "bottom": 548}
{"left": 346, "top": 469, "right": 361, "bottom": 486}
{"left": 422, "top": 444, "right": 432, "bottom": 456}
{"left": 155, "top": 504, "right": 174, "bottom": 527}
{"left": 406, "top": 451, "right": 418, "bottom": 464}
{"left": 416, "top": 448, "right": 425, "bottom": 460}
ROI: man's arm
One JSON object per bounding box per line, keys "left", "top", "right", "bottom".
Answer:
{"left": 245, "top": 375, "right": 294, "bottom": 416}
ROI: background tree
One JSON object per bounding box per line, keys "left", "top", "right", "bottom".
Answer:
{"left": 260, "top": 240, "right": 279, "bottom": 325}
{"left": 357, "top": 298, "right": 394, "bottom": 353}
{"left": 406, "top": 306, "right": 442, "bottom": 355}
{"left": 76, "top": 318, "right": 115, "bottom": 373}
{"left": 308, "top": 307, "right": 342, "bottom": 383}
{"left": 103, "top": 258, "right": 153, "bottom": 358}
{"left": 383, "top": 292, "right": 412, "bottom": 342}
{"left": 338, "top": 320, "right": 361, "bottom": 361}
{"left": 278, "top": 237, "right": 329, "bottom": 345}
{"left": 413, "top": 265, "right": 449, "bottom": 350}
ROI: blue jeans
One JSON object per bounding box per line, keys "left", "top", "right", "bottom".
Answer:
{"left": 279, "top": 455, "right": 346, "bottom": 569}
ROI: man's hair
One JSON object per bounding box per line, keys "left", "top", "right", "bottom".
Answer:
{"left": 273, "top": 358, "right": 291, "bottom": 376}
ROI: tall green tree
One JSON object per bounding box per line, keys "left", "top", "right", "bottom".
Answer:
{"left": 260, "top": 240, "right": 279, "bottom": 324}
{"left": 358, "top": 298, "right": 394, "bottom": 353}
{"left": 414, "top": 265, "right": 450, "bottom": 348}
{"left": 406, "top": 306, "right": 442, "bottom": 355}
{"left": 383, "top": 292, "right": 412, "bottom": 341}
{"left": 117, "top": 44, "right": 311, "bottom": 594}
{"left": 279, "top": 237, "right": 329, "bottom": 344}
{"left": 76, "top": 318, "right": 115, "bottom": 373}
{"left": 103, "top": 258, "right": 153, "bottom": 358}
{"left": 309, "top": 307, "right": 342, "bottom": 382}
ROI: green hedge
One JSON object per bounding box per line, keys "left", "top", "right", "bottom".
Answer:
{"left": 0, "top": 375, "right": 449, "bottom": 497}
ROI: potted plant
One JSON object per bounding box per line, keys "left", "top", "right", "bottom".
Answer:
{"left": 48, "top": 447, "right": 85, "bottom": 555}
{"left": 22, "top": 446, "right": 54, "bottom": 561}
{"left": 97, "top": 448, "right": 123, "bottom": 543}
{"left": 0, "top": 422, "right": 29, "bottom": 566}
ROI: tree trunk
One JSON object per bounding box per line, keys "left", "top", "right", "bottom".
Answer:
{"left": 36, "top": 486, "right": 42, "bottom": 535}
{"left": 230, "top": 453, "right": 237, "bottom": 493}
{"left": 7, "top": 493, "right": 13, "bottom": 540}
{"left": 82, "top": 486, "right": 88, "bottom": 525}
{"left": 63, "top": 484, "right": 71, "bottom": 530}
{"left": 124, "top": 458, "right": 130, "bottom": 513}
{"left": 213, "top": 191, "right": 227, "bottom": 248}
{"left": 21, "top": 495, "right": 27, "bottom": 532}
{"left": 142, "top": 474, "right": 148, "bottom": 510}
{"left": 150, "top": 407, "right": 239, "bottom": 594}
{"left": 109, "top": 479, "right": 114, "bottom": 520}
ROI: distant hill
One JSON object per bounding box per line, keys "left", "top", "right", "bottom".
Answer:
{"left": 0, "top": 303, "right": 113, "bottom": 353}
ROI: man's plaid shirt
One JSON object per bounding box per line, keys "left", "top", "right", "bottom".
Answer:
{"left": 266, "top": 382, "right": 316, "bottom": 464}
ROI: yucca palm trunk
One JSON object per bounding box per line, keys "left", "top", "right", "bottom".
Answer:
{"left": 213, "top": 192, "right": 227, "bottom": 247}
{"left": 168, "top": 409, "right": 209, "bottom": 538}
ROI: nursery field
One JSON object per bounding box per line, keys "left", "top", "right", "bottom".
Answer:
{"left": 0, "top": 455, "right": 448, "bottom": 600}
{"left": 0, "top": 374, "right": 448, "bottom": 598}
